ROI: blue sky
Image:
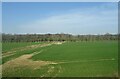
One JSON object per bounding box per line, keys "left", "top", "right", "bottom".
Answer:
{"left": 2, "top": 2, "right": 118, "bottom": 34}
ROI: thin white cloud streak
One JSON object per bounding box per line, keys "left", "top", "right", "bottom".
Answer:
{"left": 19, "top": 8, "right": 118, "bottom": 35}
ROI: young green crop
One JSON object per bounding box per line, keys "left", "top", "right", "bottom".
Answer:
{"left": 2, "top": 42, "right": 41, "bottom": 53}
{"left": 2, "top": 41, "right": 118, "bottom": 77}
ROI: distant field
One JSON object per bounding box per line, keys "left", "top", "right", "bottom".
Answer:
{"left": 2, "top": 41, "right": 118, "bottom": 77}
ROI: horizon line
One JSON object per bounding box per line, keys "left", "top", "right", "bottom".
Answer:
{"left": 2, "top": 32, "right": 118, "bottom": 35}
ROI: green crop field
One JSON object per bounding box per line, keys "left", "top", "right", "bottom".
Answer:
{"left": 2, "top": 42, "right": 43, "bottom": 53}
{"left": 2, "top": 41, "right": 118, "bottom": 77}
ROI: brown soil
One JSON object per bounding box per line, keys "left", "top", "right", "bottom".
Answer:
{"left": 2, "top": 42, "right": 64, "bottom": 58}
{"left": 2, "top": 42, "right": 64, "bottom": 77}
{"left": 2, "top": 50, "right": 57, "bottom": 69}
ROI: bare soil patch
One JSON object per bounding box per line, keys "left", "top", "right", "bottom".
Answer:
{"left": 2, "top": 42, "right": 64, "bottom": 58}
{"left": 2, "top": 51, "right": 57, "bottom": 71}
{"left": 2, "top": 42, "right": 64, "bottom": 76}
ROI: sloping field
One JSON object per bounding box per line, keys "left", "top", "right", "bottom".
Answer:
{"left": 2, "top": 41, "right": 118, "bottom": 77}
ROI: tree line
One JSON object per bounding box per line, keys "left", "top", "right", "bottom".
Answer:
{"left": 2, "top": 33, "right": 119, "bottom": 42}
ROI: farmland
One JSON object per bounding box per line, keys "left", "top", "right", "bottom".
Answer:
{"left": 2, "top": 41, "right": 118, "bottom": 77}
{"left": 2, "top": 2, "right": 119, "bottom": 78}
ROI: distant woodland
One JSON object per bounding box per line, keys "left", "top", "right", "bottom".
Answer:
{"left": 2, "top": 33, "right": 119, "bottom": 42}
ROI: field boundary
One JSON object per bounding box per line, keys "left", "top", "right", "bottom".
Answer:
{"left": 58, "top": 58, "right": 116, "bottom": 64}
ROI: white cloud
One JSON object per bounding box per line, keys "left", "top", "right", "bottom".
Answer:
{"left": 19, "top": 8, "right": 118, "bottom": 34}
